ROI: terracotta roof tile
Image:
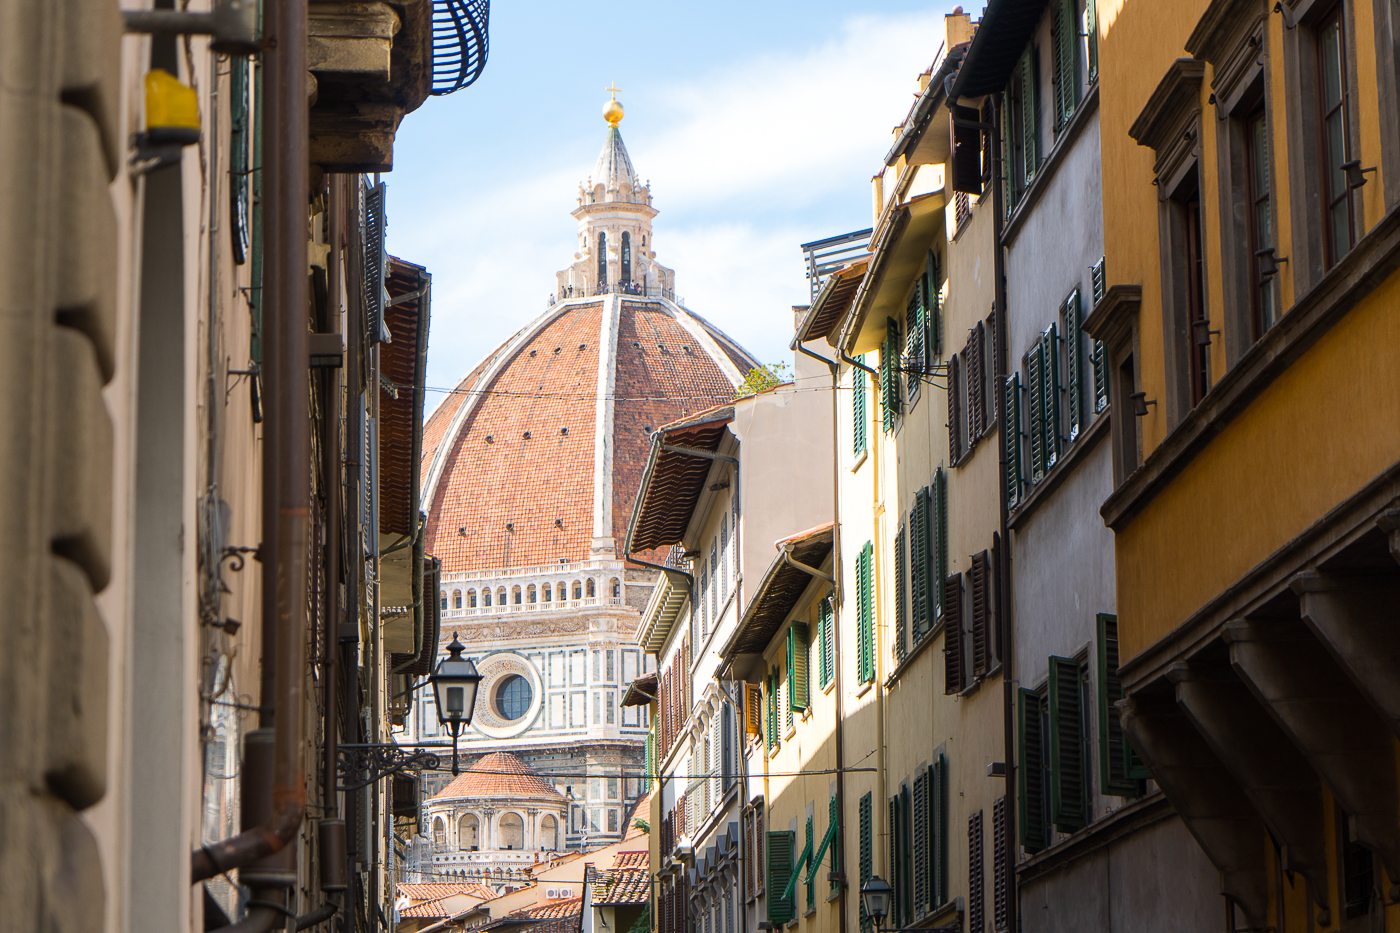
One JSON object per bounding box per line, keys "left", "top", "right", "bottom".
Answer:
{"left": 430, "top": 751, "right": 566, "bottom": 801}
{"left": 612, "top": 851, "right": 647, "bottom": 869}
{"left": 510, "top": 897, "right": 583, "bottom": 920}
{"left": 591, "top": 868, "right": 650, "bottom": 905}
{"left": 399, "top": 883, "right": 474, "bottom": 901}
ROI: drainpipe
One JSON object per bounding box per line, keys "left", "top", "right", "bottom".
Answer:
{"left": 950, "top": 89, "right": 1017, "bottom": 933}
{"left": 191, "top": 0, "right": 309, "bottom": 898}
{"left": 792, "top": 333, "right": 847, "bottom": 933}
{"left": 323, "top": 176, "right": 345, "bottom": 879}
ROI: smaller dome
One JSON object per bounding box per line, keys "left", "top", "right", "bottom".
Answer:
{"left": 603, "top": 97, "right": 624, "bottom": 127}
{"left": 430, "top": 751, "right": 565, "bottom": 802}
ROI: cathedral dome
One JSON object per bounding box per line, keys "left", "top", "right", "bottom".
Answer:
{"left": 421, "top": 116, "right": 758, "bottom": 575}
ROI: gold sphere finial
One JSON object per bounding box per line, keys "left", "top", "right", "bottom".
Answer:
{"left": 604, "top": 82, "right": 624, "bottom": 126}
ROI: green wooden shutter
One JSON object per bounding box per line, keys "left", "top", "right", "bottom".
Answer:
{"left": 1051, "top": 0, "right": 1068, "bottom": 131}
{"left": 933, "top": 469, "right": 948, "bottom": 619}
{"left": 882, "top": 318, "right": 901, "bottom": 432}
{"left": 1060, "top": 0, "right": 1080, "bottom": 125}
{"left": 859, "top": 793, "right": 873, "bottom": 933}
{"left": 1003, "top": 374, "right": 1023, "bottom": 507}
{"left": 894, "top": 527, "right": 908, "bottom": 662}
{"left": 1066, "top": 289, "right": 1083, "bottom": 441}
{"left": 805, "top": 814, "right": 816, "bottom": 910}
{"left": 248, "top": 54, "right": 266, "bottom": 365}
{"left": 888, "top": 796, "right": 901, "bottom": 928}
{"left": 828, "top": 794, "right": 842, "bottom": 894}
{"left": 1097, "top": 613, "right": 1145, "bottom": 796}
{"left": 926, "top": 250, "right": 942, "bottom": 359}
{"left": 1001, "top": 90, "right": 1016, "bottom": 215}
{"left": 912, "top": 772, "right": 928, "bottom": 914}
{"left": 942, "top": 573, "right": 964, "bottom": 695}
{"left": 1020, "top": 49, "right": 1039, "bottom": 185}
{"left": 857, "top": 542, "right": 874, "bottom": 685}
{"left": 1087, "top": 0, "right": 1099, "bottom": 83}
{"left": 912, "top": 488, "right": 931, "bottom": 637}
{"left": 230, "top": 55, "right": 250, "bottom": 265}
{"left": 819, "top": 598, "right": 834, "bottom": 689}
{"left": 853, "top": 363, "right": 868, "bottom": 456}
{"left": 1026, "top": 343, "right": 1045, "bottom": 482}
{"left": 645, "top": 729, "right": 655, "bottom": 791}
{"left": 1043, "top": 325, "right": 1063, "bottom": 467}
{"left": 1048, "top": 656, "right": 1086, "bottom": 833}
{"left": 1090, "top": 258, "right": 1109, "bottom": 413}
{"left": 934, "top": 755, "right": 949, "bottom": 906}
{"left": 789, "top": 623, "right": 810, "bottom": 713}
{"left": 767, "top": 830, "right": 796, "bottom": 923}
{"left": 906, "top": 284, "right": 925, "bottom": 377}
{"left": 766, "top": 668, "right": 778, "bottom": 752}
{"left": 1018, "top": 688, "right": 1046, "bottom": 853}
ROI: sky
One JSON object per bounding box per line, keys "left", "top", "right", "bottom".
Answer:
{"left": 384, "top": 1, "right": 967, "bottom": 415}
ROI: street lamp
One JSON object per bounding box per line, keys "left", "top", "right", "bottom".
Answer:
{"left": 429, "top": 633, "right": 482, "bottom": 775}
{"left": 860, "top": 876, "right": 892, "bottom": 930}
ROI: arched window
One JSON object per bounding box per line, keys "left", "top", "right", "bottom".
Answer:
{"left": 441, "top": 591, "right": 448, "bottom": 611}
{"left": 453, "top": 590, "right": 462, "bottom": 609}
{"left": 543, "top": 584, "right": 552, "bottom": 603}
{"left": 621, "top": 231, "right": 632, "bottom": 284}
{"left": 573, "top": 581, "right": 583, "bottom": 600}
{"left": 499, "top": 813, "right": 524, "bottom": 850}
{"left": 513, "top": 586, "right": 522, "bottom": 605}
{"left": 432, "top": 817, "right": 445, "bottom": 847}
{"left": 611, "top": 578, "right": 621, "bottom": 599}
{"left": 527, "top": 585, "right": 536, "bottom": 603}
{"left": 540, "top": 815, "right": 558, "bottom": 851}
{"left": 498, "top": 587, "right": 507, "bottom": 606}
{"left": 597, "top": 233, "right": 608, "bottom": 286}
{"left": 468, "top": 589, "right": 478, "bottom": 608}
{"left": 482, "top": 589, "right": 491, "bottom": 607}
{"left": 586, "top": 578, "right": 596, "bottom": 598}
{"left": 458, "top": 814, "right": 479, "bottom": 850}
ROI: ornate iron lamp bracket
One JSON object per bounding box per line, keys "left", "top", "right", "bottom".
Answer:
{"left": 337, "top": 744, "right": 441, "bottom": 792}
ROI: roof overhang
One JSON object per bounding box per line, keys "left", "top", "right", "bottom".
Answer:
{"left": 840, "top": 192, "right": 945, "bottom": 355}
{"left": 720, "top": 523, "right": 835, "bottom": 664}
{"left": 794, "top": 260, "right": 868, "bottom": 348}
{"left": 621, "top": 672, "right": 658, "bottom": 707}
{"left": 884, "top": 44, "right": 965, "bottom": 167}
{"left": 625, "top": 408, "right": 735, "bottom": 555}
{"left": 947, "top": 0, "right": 1053, "bottom": 100}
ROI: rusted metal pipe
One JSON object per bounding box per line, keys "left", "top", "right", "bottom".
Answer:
{"left": 323, "top": 176, "right": 343, "bottom": 831}
{"left": 192, "top": 0, "right": 309, "bottom": 884}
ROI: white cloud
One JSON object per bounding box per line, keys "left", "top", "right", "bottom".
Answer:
{"left": 393, "top": 10, "right": 947, "bottom": 413}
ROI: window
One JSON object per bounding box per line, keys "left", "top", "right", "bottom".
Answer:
{"left": 905, "top": 282, "right": 927, "bottom": 381}
{"left": 1182, "top": 171, "right": 1209, "bottom": 406}
{"left": 1096, "top": 613, "right": 1147, "bottom": 796}
{"left": 573, "top": 582, "right": 582, "bottom": 600}
{"left": 459, "top": 814, "right": 479, "bottom": 850}
{"left": 943, "top": 573, "right": 965, "bottom": 695}
{"left": 889, "top": 787, "right": 912, "bottom": 927}
{"left": 1003, "top": 373, "right": 1024, "bottom": 508}
{"left": 1062, "top": 289, "right": 1085, "bottom": 441}
{"left": 495, "top": 675, "right": 532, "bottom": 721}
{"left": 441, "top": 591, "right": 448, "bottom": 611}
{"left": 607, "top": 776, "right": 619, "bottom": 799}
{"left": 1245, "top": 108, "right": 1277, "bottom": 339}
{"left": 765, "top": 667, "right": 779, "bottom": 753}
{"left": 527, "top": 584, "right": 536, "bottom": 603}
{"left": 818, "top": 597, "right": 835, "bottom": 689}
{"left": 881, "top": 317, "right": 902, "bottom": 432}
{"left": 954, "top": 190, "right": 971, "bottom": 228}
{"left": 856, "top": 542, "right": 875, "bottom": 684}
{"left": 586, "top": 578, "right": 596, "bottom": 598}
{"left": 1090, "top": 258, "right": 1109, "bottom": 413}
{"left": 597, "top": 232, "right": 608, "bottom": 287}
{"left": 483, "top": 589, "right": 492, "bottom": 607}
{"left": 606, "top": 650, "right": 615, "bottom": 682}
{"left": 859, "top": 793, "right": 873, "bottom": 933}
{"left": 433, "top": 817, "right": 446, "bottom": 847}
{"left": 968, "top": 549, "right": 997, "bottom": 678}
{"left": 1019, "top": 657, "right": 1092, "bottom": 852}
{"left": 1114, "top": 353, "right": 1139, "bottom": 478}
{"left": 1050, "top": 0, "right": 1081, "bottom": 134}
{"left": 543, "top": 584, "right": 551, "bottom": 602}
{"left": 852, "top": 360, "right": 869, "bottom": 456}
{"left": 621, "top": 231, "right": 632, "bottom": 284}
{"left": 606, "top": 692, "right": 615, "bottom": 724}
{"left": 1340, "top": 803, "right": 1376, "bottom": 922}
{"left": 967, "top": 810, "right": 985, "bottom": 933}
{"left": 766, "top": 830, "right": 796, "bottom": 924}
{"left": 787, "top": 622, "right": 809, "bottom": 713}
{"left": 1317, "top": 3, "right": 1356, "bottom": 267}
{"left": 895, "top": 526, "right": 909, "bottom": 662}
{"left": 966, "top": 321, "right": 988, "bottom": 441}
{"left": 826, "top": 794, "right": 842, "bottom": 896}
{"left": 1024, "top": 323, "right": 1063, "bottom": 484}
{"left": 498, "top": 587, "right": 507, "bottom": 605}
{"left": 1003, "top": 45, "right": 1042, "bottom": 214}
{"left": 513, "top": 586, "right": 522, "bottom": 605}
{"left": 948, "top": 354, "right": 963, "bottom": 463}
{"left": 453, "top": 590, "right": 462, "bottom": 609}
{"left": 594, "top": 650, "right": 601, "bottom": 682}
{"left": 710, "top": 541, "right": 719, "bottom": 619}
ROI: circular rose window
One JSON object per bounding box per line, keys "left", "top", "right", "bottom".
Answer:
{"left": 495, "top": 674, "right": 533, "bottom": 721}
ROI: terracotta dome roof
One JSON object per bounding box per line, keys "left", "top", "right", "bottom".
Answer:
{"left": 421, "top": 297, "right": 757, "bottom": 574}
{"left": 429, "top": 751, "right": 566, "bottom": 802}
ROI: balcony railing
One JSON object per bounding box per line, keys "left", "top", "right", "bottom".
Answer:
{"left": 549, "top": 282, "right": 676, "bottom": 305}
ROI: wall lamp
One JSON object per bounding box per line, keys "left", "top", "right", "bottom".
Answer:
{"left": 1191, "top": 319, "right": 1221, "bottom": 347}
{"left": 1342, "top": 160, "right": 1378, "bottom": 189}
{"left": 1129, "top": 392, "right": 1157, "bottom": 417}
{"left": 1255, "top": 247, "right": 1289, "bottom": 279}
{"left": 860, "top": 876, "right": 961, "bottom": 933}
{"left": 430, "top": 633, "right": 483, "bottom": 775}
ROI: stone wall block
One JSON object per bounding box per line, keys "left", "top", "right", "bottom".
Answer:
{"left": 43, "top": 555, "right": 109, "bottom": 810}
{"left": 57, "top": 106, "right": 117, "bottom": 383}
{"left": 48, "top": 325, "right": 113, "bottom": 592}
{"left": 59, "top": 0, "right": 121, "bottom": 179}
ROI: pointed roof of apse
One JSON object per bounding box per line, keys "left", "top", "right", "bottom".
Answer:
{"left": 593, "top": 126, "right": 639, "bottom": 192}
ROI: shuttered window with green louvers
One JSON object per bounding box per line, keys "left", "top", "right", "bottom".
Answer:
{"left": 1091, "top": 258, "right": 1110, "bottom": 413}
{"left": 783, "top": 660, "right": 794, "bottom": 732}
{"left": 1003, "top": 374, "right": 1024, "bottom": 507}
{"left": 767, "top": 830, "right": 796, "bottom": 924}
{"left": 765, "top": 668, "right": 778, "bottom": 753}
{"left": 894, "top": 527, "right": 908, "bottom": 662}
{"left": 1097, "top": 613, "right": 1148, "bottom": 795}
{"left": 1018, "top": 688, "right": 1047, "bottom": 852}
{"left": 853, "top": 362, "right": 868, "bottom": 456}
{"left": 911, "top": 488, "right": 932, "bottom": 639}
{"left": 859, "top": 793, "right": 873, "bottom": 933}
{"left": 932, "top": 755, "right": 950, "bottom": 906}
{"left": 1048, "top": 656, "right": 1087, "bottom": 833}
{"left": 1051, "top": 0, "right": 1080, "bottom": 132}
{"left": 827, "top": 795, "right": 841, "bottom": 895}
{"left": 888, "top": 796, "right": 901, "bottom": 928}
{"left": 788, "top": 622, "right": 809, "bottom": 713}
{"left": 912, "top": 771, "right": 928, "bottom": 915}
{"left": 819, "top": 597, "right": 834, "bottom": 689}
{"left": 882, "top": 318, "right": 902, "bottom": 431}
{"left": 1041, "top": 324, "right": 1063, "bottom": 468}
{"left": 1087, "top": 0, "right": 1099, "bottom": 83}
{"left": 230, "top": 55, "right": 250, "bottom": 266}
{"left": 906, "top": 283, "right": 925, "bottom": 378}
{"left": 805, "top": 814, "right": 816, "bottom": 910}
{"left": 1065, "top": 289, "right": 1084, "bottom": 441}
{"left": 932, "top": 470, "right": 948, "bottom": 620}
{"left": 644, "top": 729, "right": 654, "bottom": 791}
{"left": 1001, "top": 90, "right": 1017, "bottom": 216}
{"left": 857, "top": 542, "right": 875, "bottom": 685}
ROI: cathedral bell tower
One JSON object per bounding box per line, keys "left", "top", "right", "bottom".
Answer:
{"left": 555, "top": 87, "right": 676, "bottom": 301}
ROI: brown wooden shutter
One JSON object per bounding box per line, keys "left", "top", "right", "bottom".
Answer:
{"left": 745, "top": 683, "right": 762, "bottom": 737}
{"left": 970, "top": 550, "right": 990, "bottom": 678}
{"left": 948, "top": 354, "right": 963, "bottom": 463}
{"left": 992, "top": 797, "right": 1008, "bottom": 931}
{"left": 968, "top": 323, "right": 985, "bottom": 439}
{"left": 968, "top": 810, "right": 984, "bottom": 933}
{"left": 942, "top": 573, "right": 964, "bottom": 695}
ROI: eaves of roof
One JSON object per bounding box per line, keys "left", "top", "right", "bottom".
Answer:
{"left": 838, "top": 192, "right": 945, "bottom": 355}
{"left": 947, "top": 0, "right": 1052, "bottom": 100}
{"left": 720, "top": 523, "right": 835, "bottom": 660}
{"left": 635, "top": 567, "right": 688, "bottom": 654}
{"left": 624, "top": 408, "right": 736, "bottom": 555}
{"left": 793, "top": 260, "right": 868, "bottom": 348}
{"left": 884, "top": 43, "right": 966, "bottom": 167}
{"left": 620, "top": 672, "right": 657, "bottom": 707}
